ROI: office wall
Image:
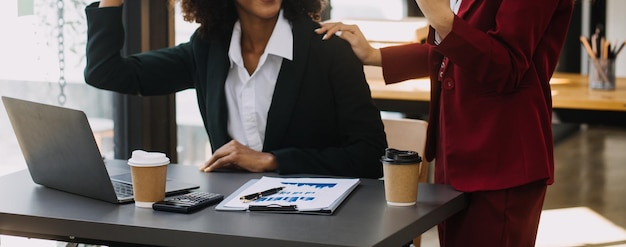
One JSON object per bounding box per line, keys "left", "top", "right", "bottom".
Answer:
{"left": 607, "top": 0, "right": 626, "bottom": 76}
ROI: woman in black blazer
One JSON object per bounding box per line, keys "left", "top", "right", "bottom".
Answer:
{"left": 85, "top": 0, "right": 386, "bottom": 178}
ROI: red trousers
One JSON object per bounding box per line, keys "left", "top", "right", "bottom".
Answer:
{"left": 438, "top": 180, "right": 547, "bottom": 247}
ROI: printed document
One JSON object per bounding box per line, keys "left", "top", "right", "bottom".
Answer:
{"left": 218, "top": 176, "right": 360, "bottom": 213}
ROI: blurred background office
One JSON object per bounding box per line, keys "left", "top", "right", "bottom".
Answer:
{"left": 1, "top": 0, "right": 625, "bottom": 246}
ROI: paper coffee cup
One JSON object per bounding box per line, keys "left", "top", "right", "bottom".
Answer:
{"left": 381, "top": 148, "right": 422, "bottom": 206}
{"left": 128, "top": 150, "right": 170, "bottom": 208}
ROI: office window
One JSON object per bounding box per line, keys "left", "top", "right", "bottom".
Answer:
{"left": 0, "top": 0, "right": 114, "bottom": 176}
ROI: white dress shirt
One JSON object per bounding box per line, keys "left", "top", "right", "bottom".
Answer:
{"left": 225, "top": 10, "right": 293, "bottom": 152}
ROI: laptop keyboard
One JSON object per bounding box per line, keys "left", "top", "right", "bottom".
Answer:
{"left": 112, "top": 180, "right": 134, "bottom": 197}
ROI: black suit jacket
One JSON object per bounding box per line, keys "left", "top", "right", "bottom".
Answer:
{"left": 85, "top": 3, "right": 386, "bottom": 178}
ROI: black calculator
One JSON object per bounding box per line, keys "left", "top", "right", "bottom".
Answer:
{"left": 152, "top": 191, "right": 224, "bottom": 213}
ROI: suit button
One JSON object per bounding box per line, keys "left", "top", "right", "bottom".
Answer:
{"left": 444, "top": 79, "right": 454, "bottom": 89}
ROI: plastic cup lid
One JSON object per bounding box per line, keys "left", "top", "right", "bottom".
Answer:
{"left": 381, "top": 148, "right": 422, "bottom": 164}
{"left": 128, "top": 150, "right": 170, "bottom": 167}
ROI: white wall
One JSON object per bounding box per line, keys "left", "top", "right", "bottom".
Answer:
{"left": 330, "top": 0, "right": 407, "bottom": 20}
{"left": 607, "top": 0, "right": 626, "bottom": 76}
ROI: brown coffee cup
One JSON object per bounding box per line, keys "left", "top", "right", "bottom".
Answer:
{"left": 381, "top": 148, "right": 422, "bottom": 206}
{"left": 128, "top": 150, "right": 170, "bottom": 208}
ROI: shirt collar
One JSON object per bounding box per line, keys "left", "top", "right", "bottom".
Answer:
{"left": 228, "top": 10, "right": 293, "bottom": 68}
{"left": 451, "top": 0, "right": 462, "bottom": 14}
{"left": 266, "top": 10, "right": 293, "bottom": 61}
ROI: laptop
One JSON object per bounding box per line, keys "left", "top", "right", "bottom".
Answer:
{"left": 1, "top": 96, "right": 199, "bottom": 203}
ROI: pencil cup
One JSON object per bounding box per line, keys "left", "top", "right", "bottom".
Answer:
{"left": 128, "top": 150, "right": 169, "bottom": 208}
{"left": 381, "top": 148, "right": 422, "bottom": 206}
{"left": 589, "top": 58, "right": 616, "bottom": 90}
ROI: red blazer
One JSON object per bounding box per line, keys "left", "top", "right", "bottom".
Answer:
{"left": 380, "top": 0, "right": 574, "bottom": 191}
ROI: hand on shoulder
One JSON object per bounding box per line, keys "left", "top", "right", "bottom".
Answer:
{"left": 315, "top": 22, "right": 382, "bottom": 66}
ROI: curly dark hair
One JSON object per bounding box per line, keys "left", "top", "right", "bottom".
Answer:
{"left": 174, "top": 0, "right": 328, "bottom": 38}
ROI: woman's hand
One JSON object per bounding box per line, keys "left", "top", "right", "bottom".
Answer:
{"left": 199, "top": 140, "right": 277, "bottom": 173}
{"left": 315, "top": 22, "right": 382, "bottom": 66}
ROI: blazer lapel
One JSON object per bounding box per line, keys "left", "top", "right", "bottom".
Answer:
{"left": 457, "top": 0, "right": 476, "bottom": 18}
{"left": 262, "top": 15, "right": 312, "bottom": 151}
{"left": 203, "top": 34, "right": 231, "bottom": 149}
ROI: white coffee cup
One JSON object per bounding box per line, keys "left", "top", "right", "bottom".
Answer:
{"left": 127, "top": 150, "right": 170, "bottom": 208}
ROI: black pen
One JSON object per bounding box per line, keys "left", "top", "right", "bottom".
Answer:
{"left": 614, "top": 41, "right": 625, "bottom": 58}
{"left": 240, "top": 186, "right": 285, "bottom": 202}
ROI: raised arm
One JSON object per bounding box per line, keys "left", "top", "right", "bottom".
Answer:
{"left": 84, "top": 2, "right": 196, "bottom": 95}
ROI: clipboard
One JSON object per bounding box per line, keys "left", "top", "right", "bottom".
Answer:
{"left": 215, "top": 177, "right": 360, "bottom": 215}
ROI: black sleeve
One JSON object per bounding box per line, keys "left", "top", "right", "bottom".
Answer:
{"left": 84, "top": 2, "right": 196, "bottom": 95}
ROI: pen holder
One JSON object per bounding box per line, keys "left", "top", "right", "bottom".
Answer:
{"left": 589, "top": 58, "right": 616, "bottom": 90}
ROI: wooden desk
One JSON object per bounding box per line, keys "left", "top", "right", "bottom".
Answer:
{"left": 550, "top": 73, "right": 626, "bottom": 111}
{"left": 0, "top": 160, "right": 466, "bottom": 247}
{"left": 368, "top": 72, "right": 626, "bottom": 124}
